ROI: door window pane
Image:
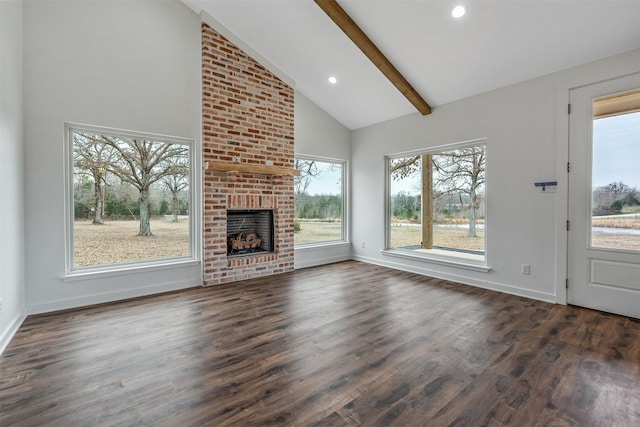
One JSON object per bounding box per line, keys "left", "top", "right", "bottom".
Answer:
{"left": 591, "top": 102, "right": 640, "bottom": 252}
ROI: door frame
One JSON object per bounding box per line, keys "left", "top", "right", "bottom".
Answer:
{"left": 555, "top": 67, "right": 640, "bottom": 306}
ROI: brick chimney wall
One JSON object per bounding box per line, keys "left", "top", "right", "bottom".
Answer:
{"left": 201, "top": 22, "right": 295, "bottom": 285}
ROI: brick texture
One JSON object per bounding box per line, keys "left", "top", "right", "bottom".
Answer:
{"left": 201, "top": 23, "right": 295, "bottom": 285}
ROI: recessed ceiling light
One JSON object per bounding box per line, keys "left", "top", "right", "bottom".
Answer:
{"left": 328, "top": 76, "right": 337, "bottom": 84}
{"left": 451, "top": 5, "right": 465, "bottom": 18}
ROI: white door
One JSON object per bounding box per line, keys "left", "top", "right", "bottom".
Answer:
{"left": 568, "top": 73, "right": 640, "bottom": 319}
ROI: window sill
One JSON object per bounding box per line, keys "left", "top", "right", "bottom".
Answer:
{"left": 295, "top": 240, "right": 350, "bottom": 250}
{"left": 381, "top": 248, "right": 490, "bottom": 272}
{"left": 63, "top": 259, "right": 200, "bottom": 282}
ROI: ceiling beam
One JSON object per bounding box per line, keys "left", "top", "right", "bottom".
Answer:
{"left": 314, "top": 0, "right": 432, "bottom": 115}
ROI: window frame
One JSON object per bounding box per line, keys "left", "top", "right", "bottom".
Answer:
{"left": 382, "top": 138, "right": 489, "bottom": 271}
{"left": 293, "top": 154, "right": 348, "bottom": 247}
{"left": 63, "top": 122, "right": 199, "bottom": 278}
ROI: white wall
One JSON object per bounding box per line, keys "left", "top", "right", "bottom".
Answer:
{"left": 351, "top": 49, "right": 640, "bottom": 303}
{"left": 23, "top": 0, "right": 201, "bottom": 314}
{"left": 294, "top": 91, "right": 352, "bottom": 268}
{"left": 0, "top": 0, "right": 26, "bottom": 353}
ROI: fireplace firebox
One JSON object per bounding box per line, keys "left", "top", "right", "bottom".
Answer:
{"left": 226, "top": 210, "right": 274, "bottom": 257}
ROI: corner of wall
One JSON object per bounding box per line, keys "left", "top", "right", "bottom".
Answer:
{"left": 0, "top": 309, "right": 27, "bottom": 356}
{"left": 0, "top": 0, "right": 27, "bottom": 356}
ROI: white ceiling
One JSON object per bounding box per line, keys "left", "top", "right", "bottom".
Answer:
{"left": 182, "top": 0, "right": 640, "bottom": 130}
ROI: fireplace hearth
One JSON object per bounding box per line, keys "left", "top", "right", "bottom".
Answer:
{"left": 226, "top": 210, "right": 274, "bottom": 257}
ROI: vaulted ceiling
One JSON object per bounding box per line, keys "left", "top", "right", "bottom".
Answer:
{"left": 182, "top": 0, "right": 640, "bottom": 130}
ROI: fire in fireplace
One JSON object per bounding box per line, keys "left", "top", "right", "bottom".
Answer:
{"left": 226, "top": 210, "right": 274, "bottom": 256}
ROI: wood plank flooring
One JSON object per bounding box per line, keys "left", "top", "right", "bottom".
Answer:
{"left": 1, "top": 260, "right": 639, "bottom": 426}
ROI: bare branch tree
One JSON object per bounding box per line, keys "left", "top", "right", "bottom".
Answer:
{"left": 161, "top": 155, "right": 189, "bottom": 222}
{"left": 294, "top": 159, "right": 320, "bottom": 215}
{"left": 390, "top": 156, "right": 421, "bottom": 180}
{"left": 73, "top": 133, "right": 118, "bottom": 224}
{"left": 294, "top": 159, "right": 319, "bottom": 197}
{"left": 96, "top": 135, "right": 188, "bottom": 236}
{"left": 433, "top": 147, "right": 485, "bottom": 237}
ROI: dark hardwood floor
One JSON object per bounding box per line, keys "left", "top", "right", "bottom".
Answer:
{"left": 1, "top": 261, "right": 639, "bottom": 426}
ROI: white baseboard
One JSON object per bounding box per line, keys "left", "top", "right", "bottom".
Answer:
{"left": 295, "top": 253, "right": 351, "bottom": 269}
{"left": 295, "top": 242, "right": 351, "bottom": 270}
{"left": 27, "top": 279, "right": 199, "bottom": 315}
{"left": 0, "top": 308, "right": 27, "bottom": 356}
{"left": 352, "top": 254, "right": 557, "bottom": 304}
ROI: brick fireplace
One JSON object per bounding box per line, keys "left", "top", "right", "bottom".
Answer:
{"left": 201, "top": 22, "right": 295, "bottom": 285}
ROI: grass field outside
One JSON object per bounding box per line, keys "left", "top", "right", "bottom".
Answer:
{"left": 75, "top": 214, "right": 640, "bottom": 268}
{"left": 292, "top": 218, "right": 486, "bottom": 252}
{"left": 294, "top": 220, "right": 343, "bottom": 244}
{"left": 591, "top": 232, "right": 640, "bottom": 251}
{"left": 389, "top": 224, "right": 485, "bottom": 253}
{"left": 74, "top": 219, "right": 190, "bottom": 267}
{"left": 592, "top": 214, "right": 640, "bottom": 251}
{"left": 592, "top": 215, "right": 640, "bottom": 229}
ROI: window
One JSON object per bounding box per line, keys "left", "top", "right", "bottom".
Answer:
{"left": 294, "top": 157, "right": 346, "bottom": 245}
{"left": 386, "top": 140, "right": 486, "bottom": 265}
{"left": 591, "top": 91, "right": 640, "bottom": 252}
{"left": 66, "top": 124, "right": 195, "bottom": 273}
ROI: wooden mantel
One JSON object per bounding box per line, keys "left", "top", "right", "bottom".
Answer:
{"left": 206, "top": 161, "right": 300, "bottom": 176}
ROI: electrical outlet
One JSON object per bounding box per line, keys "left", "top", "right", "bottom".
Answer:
{"left": 361, "top": 241, "right": 366, "bottom": 248}
{"left": 232, "top": 156, "right": 241, "bottom": 164}
{"left": 521, "top": 264, "right": 531, "bottom": 275}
